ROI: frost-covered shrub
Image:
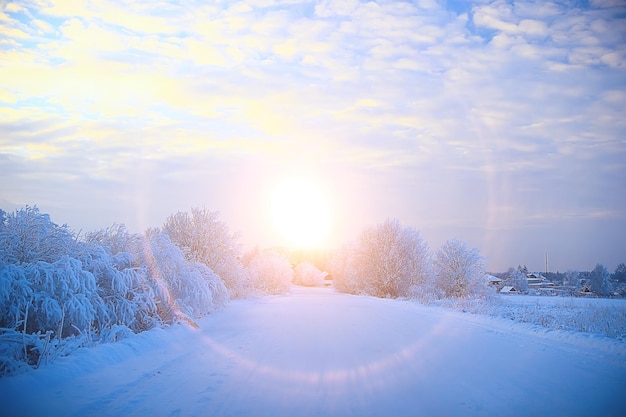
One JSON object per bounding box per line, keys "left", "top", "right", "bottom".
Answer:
{"left": 0, "top": 207, "right": 234, "bottom": 376}
{"left": 293, "top": 262, "right": 325, "bottom": 287}
{"left": 1, "top": 256, "right": 107, "bottom": 339}
{"left": 504, "top": 267, "right": 528, "bottom": 293}
{"left": 163, "top": 207, "right": 249, "bottom": 298}
{"left": 330, "top": 243, "right": 361, "bottom": 294}
{"left": 0, "top": 209, "right": 224, "bottom": 376}
{"left": 132, "top": 232, "right": 228, "bottom": 322}
{"left": 433, "top": 239, "right": 487, "bottom": 299}
{"left": 407, "top": 280, "right": 443, "bottom": 304}
{"left": 0, "top": 255, "right": 110, "bottom": 375}
{"left": 77, "top": 238, "right": 160, "bottom": 334}
{"left": 85, "top": 223, "right": 139, "bottom": 258}
{"left": 331, "top": 219, "right": 432, "bottom": 298}
{"left": 0, "top": 206, "right": 75, "bottom": 264}
{"left": 244, "top": 249, "right": 293, "bottom": 295}
{"left": 0, "top": 262, "right": 33, "bottom": 330}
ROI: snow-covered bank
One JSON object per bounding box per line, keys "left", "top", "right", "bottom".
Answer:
{"left": 1, "top": 286, "right": 625, "bottom": 417}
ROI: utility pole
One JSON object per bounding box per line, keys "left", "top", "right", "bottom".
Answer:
{"left": 545, "top": 252, "right": 548, "bottom": 278}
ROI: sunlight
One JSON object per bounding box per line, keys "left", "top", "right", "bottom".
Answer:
{"left": 271, "top": 177, "right": 331, "bottom": 249}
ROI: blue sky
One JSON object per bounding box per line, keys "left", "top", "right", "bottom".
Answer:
{"left": 1, "top": 0, "right": 625, "bottom": 272}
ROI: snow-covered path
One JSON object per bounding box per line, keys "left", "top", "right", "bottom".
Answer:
{"left": 2, "top": 287, "right": 625, "bottom": 417}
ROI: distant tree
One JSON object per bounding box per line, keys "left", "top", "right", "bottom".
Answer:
{"left": 332, "top": 219, "right": 431, "bottom": 298}
{"left": 329, "top": 243, "right": 360, "bottom": 294}
{"left": 163, "top": 207, "right": 249, "bottom": 298}
{"left": 433, "top": 239, "right": 486, "bottom": 299}
{"left": 564, "top": 270, "right": 580, "bottom": 288}
{"left": 293, "top": 262, "right": 325, "bottom": 287}
{"left": 547, "top": 271, "right": 565, "bottom": 285}
{"left": 244, "top": 249, "right": 293, "bottom": 295}
{"left": 506, "top": 267, "right": 528, "bottom": 293}
{"left": 517, "top": 264, "right": 528, "bottom": 274}
{"left": 589, "top": 263, "right": 611, "bottom": 296}
{"left": 612, "top": 263, "right": 626, "bottom": 283}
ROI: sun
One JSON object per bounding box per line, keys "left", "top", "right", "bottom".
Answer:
{"left": 271, "top": 178, "right": 331, "bottom": 249}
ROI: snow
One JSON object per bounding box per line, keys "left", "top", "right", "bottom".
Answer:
{"left": 2, "top": 286, "right": 625, "bottom": 417}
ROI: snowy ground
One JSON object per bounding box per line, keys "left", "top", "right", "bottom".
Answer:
{"left": 2, "top": 286, "right": 625, "bottom": 417}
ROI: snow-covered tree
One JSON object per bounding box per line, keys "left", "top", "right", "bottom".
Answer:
{"left": 330, "top": 243, "right": 361, "bottom": 294}
{"left": 589, "top": 263, "right": 611, "bottom": 296}
{"left": 331, "top": 219, "right": 431, "bottom": 298}
{"left": 293, "top": 261, "right": 325, "bottom": 287}
{"left": 82, "top": 226, "right": 160, "bottom": 333}
{"left": 163, "top": 207, "right": 248, "bottom": 298}
{"left": 433, "top": 239, "right": 486, "bottom": 299}
{"left": 506, "top": 267, "right": 528, "bottom": 293}
{"left": 244, "top": 249, "right": 293, "bottom": 295}
{"left": 0, "top": 206, "right": 75, "bottom": 264}
{"left": 565, "top": 270, "right": 580, "bottom": 288}
{"left": 132, "top": 232, "right": 228, "bottom": 322}
{"left": 612, "top": 263, "right": 626, "bottom": 283}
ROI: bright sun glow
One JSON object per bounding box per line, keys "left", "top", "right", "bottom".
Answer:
{"left": 271, "top": 178, "right": 331, "bottom": 249}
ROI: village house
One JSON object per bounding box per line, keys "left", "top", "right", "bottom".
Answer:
{"left": 485, "top": 274, "right": 503, "bottom": 287}
{"left": 526, "top": 273, "right": 555, "bottom": 290}
{"left": 500, "top": 286, "right": 518, "bottom": 294}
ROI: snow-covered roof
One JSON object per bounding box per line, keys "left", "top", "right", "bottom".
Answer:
{"left": 500, "top": 286, "right": 518, "bottom": 293}
{"left": 484, "top": 274, "right": 502, "bottom": 283}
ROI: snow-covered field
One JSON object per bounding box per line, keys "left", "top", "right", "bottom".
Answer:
{"left": 2, "top": 286, "right": 625, "bottom": 417}
{"left": 492, "top": 294, "right": 626, "bottom": 339}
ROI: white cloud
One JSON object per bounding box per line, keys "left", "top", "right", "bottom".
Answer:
{"left": 314, "top": 0, "right": 360, "bottom": 17}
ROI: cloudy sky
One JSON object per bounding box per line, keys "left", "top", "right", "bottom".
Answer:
{"left": 1, "top": 0, "right": 625, "bottom": 272}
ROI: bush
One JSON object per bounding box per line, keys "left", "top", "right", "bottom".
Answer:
{"left": 293, "top": 262, "right": 325, "bottom": 287}
{"left": 244, "top": 249, "right": 293, "bottom": 295}
{"left": 0, "top": 206, "right": 75, "bottom": 264}
{"left": 131, "top": 231, "right": 228, "bottom": 322}
{"left": 82, "top": 227, "right": 161, "bottom": 333}
{"left": 163, "top": 207, "right": 249, "bottom": 298}
{"left": 329, "top": 243, "right": 359, "bottom": 294}
{"left": 0, "top": 207, "right": 231, "bottom": 376}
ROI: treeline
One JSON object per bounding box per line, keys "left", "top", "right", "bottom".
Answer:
{"left": 0, "top": 206, "right": 298, "bottom": 376}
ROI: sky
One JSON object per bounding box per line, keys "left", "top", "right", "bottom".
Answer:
{"left": 1, "top": 0, "right": 625, "bottom": 273}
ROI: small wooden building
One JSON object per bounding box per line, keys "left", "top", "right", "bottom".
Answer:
{"left": 500, "top": 286, "right": 518, "bottom": 294}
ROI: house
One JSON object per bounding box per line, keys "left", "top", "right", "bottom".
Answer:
{"left": 322, "top": 272, "right": 333, "bottom": 287}
{"left": 485, "top": 274, "right": 503, "bottom": 287}
{"left": 579, "top": 285, "right": 593, "bottom": 296}
{"left": 500, "top": 286, "right": 518, "bottom": 294}
{"left": 527, "top": 273, "right": 554, "bottom": 290}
